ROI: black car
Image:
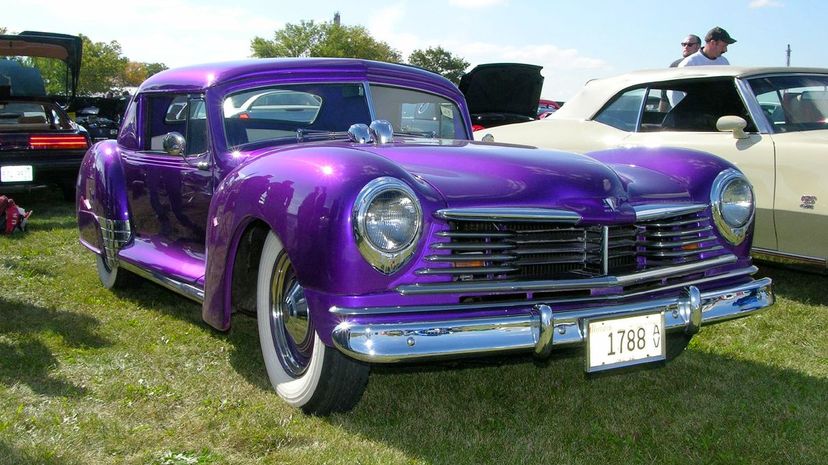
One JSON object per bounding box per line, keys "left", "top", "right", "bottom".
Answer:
{"left": 76, "top": 105, "right": 121, "bottom": 142}
{"left": 459, "top": 63, "right": 544, "bottom": 130}
{"left": 0, "top": 31, "right": 90, "bottom": 200}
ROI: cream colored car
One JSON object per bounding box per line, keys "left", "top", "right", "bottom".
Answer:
{"left": 479, "top": 66, "right": 828, "bottom": 270}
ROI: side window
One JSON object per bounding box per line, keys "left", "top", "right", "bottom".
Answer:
{"left": 748, "top": 75, "right": 828, "bottom": 132}
{"left": 593, "top": 88, "right": 645, "bottom": 131}
{"left": 144, "top": 94, "right": 207, "bottom": 154}
{"left": 654, "top": 80, "right": 755, "bottom": 132}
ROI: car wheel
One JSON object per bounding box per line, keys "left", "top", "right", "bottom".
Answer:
{"left": 95, "top": 254, "right": 134, "bottom": 289}
{"left": 256, "top": 231, "right": 369, "bottom": 415}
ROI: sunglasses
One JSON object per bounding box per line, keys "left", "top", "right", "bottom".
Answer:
{"left": 681, "top": 42, "right": 699, "bottom": 47}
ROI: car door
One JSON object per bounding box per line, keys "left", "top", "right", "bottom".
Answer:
{"left": 119, "top": 93, "right": 213, "bottom": 281}
{"left": 746, "top": 76, "right": 828, "bottom": 262}
{"left": 611, "top": 80, "right": 778, "bottom": 252}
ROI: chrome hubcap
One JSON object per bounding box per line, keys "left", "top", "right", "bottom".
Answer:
{"left": 269, "top": 253, "right": 312, "bottom": 378}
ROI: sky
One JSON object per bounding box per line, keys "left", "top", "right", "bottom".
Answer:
{"left": 2, "top": 0, "right": 826, "bottom": 101}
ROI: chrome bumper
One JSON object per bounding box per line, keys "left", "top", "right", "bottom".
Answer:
{"left": 331, "top": 278, "right": 774, "bottom": 363}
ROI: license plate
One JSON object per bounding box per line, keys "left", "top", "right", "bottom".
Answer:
{"left": 586, "top": 311, "right": 666, "bottom": 372}
{"left": 110, "top": 129, "right": 118, "bottom": 135}
{"left": 0, "top": 165, "right": 33, "bottom": 182}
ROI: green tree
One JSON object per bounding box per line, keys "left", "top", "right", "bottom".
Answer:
{"left": 78, "top": 34, "right": 128, "bottom": 95}
{"left": 251, "top": 19, "right": 401, "bottom": 63}
{"left": 408, "top": 46, "right": 469, "bottom": 84}
{"left": 0, "top": 27, "right": 7, "bottom": 34}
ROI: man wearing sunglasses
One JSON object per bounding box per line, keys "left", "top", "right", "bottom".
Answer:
{"left": 679, "top": 27, "right": 737, "bottom": 66}
{"left": 670, "top": 34, "right": 701, "bottom": 67}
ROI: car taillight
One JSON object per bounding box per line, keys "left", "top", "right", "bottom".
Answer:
{"left": 29, "top": 135, "right": 89, "bottom": 150}
{"left": 471, "top": 124, "right": 486, "bottom": 132}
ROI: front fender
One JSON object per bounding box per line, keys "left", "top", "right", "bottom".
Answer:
{"left": 76, "top": 140, "right": 131, "bottom": 255}
{"left": 588, "top": 146, "right": 754, "bottom": 259}
{"left": 201, "top": 145, "right": 443, "bottom": 331}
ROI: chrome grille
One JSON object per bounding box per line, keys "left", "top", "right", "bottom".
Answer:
{"left": 638, "top": 210, "right": 724, "bottom": 266}
{"left": 417, "top": 206, "right": 724, "bottom": 282}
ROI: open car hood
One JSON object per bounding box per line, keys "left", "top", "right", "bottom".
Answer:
{"left": 0, "top": 31, "right": 82, "bottom": 97}
{"left": 459, "top": 63, "right": 544, "bottom": 118}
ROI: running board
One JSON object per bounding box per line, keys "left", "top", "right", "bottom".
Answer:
{"left": 120, "top": 260, "right": 205, "bottom": 304}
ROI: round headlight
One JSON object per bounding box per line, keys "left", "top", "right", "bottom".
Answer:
{"left": 711, "top": 169, "right": 754, "bottom": 245}
{"left": 354, "top": 177, "right": 422, "bottom": 273}
{"left": 720, "top": 177, "right": 753, "bottom": 228}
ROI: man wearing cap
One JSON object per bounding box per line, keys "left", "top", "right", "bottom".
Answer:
{"left": 679, "top": 27, "right": 736, "bottom": 66}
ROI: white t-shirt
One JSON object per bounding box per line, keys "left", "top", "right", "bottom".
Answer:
{"left": 678, "top": 51, "right": 730, "bottom": 66}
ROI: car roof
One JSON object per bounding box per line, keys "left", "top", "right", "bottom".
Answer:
{"left": 138, "top": 58, "right": 459, "bottom": 96}
{"left": 554, "top": 66, "right": 828, "bottom": 119}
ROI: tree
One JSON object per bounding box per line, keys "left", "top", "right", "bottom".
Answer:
{"left": 77, "top": 34, "right": 129, "bottom": 95}
{"left": 0, "top": 27, "right": 7, "bottom": 34}
{"left": 121, "top": 61, "right": 169, "bottom": 87}
{"left": 408, "top": 46, "right": 469, "bottom": 85}
{"left": 251, "top": 19, "right": 401, "bottom": 63}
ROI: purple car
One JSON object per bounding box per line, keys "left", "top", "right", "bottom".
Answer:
{"left": 76, "top": 58, "right": 774, "bottom": 414}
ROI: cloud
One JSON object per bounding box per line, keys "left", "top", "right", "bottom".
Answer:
{"left": 749, "top": 0, "right": 783, "bottom": 8}
{"left": 16, "top": 0, "right": 279, "bottom": 67}
{"left": 449, "top": 0, "right": 508, "bottom": 8}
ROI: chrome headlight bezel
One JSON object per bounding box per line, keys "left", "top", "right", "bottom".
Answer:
{"left": 353, "top": 177, "right": 423, "bottom": 274}
{"left": 710, "top": 169, "right": 755, "bottom": 245}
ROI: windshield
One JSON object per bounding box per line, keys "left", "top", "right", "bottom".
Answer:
{"left": 748, "top": 75, "right": 828, "bottom": 132}
{"left": 222, "top": 83, "right": 467, "bottom": 148}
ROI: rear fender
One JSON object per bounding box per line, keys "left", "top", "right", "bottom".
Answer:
{"left": 76, "top": 140, "right": 131, "bottom": 258}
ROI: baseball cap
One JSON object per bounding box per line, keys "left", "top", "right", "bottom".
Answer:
{"left": 705, "top": 27, "right": 737, "bottom": 44}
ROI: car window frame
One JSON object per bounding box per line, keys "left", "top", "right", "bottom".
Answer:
{"left": 139, "top": 92, "right": 209, "bottom": 157}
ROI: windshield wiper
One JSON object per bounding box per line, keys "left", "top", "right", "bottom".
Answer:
{"left": 296, "top": 128, "right": 348, "bottom": 142}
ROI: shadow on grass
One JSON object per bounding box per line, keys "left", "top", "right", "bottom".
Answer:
{"left": 0, "top": 297, "right": 109, "bottom": 397}
{"left": 335, "top": 346, "right": 828, "bottom": 464}
{"left": 756, "top": 264, "right": 828, "bottom": 307}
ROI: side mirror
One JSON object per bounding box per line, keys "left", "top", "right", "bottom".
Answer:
{"left": 162, "top": 132, "right": 186, "bottom": 156}
{"left": 716, "top": 116, "right": 748, "bottom": 140}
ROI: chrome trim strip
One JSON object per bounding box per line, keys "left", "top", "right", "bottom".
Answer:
{"left": 331, "top": 265, "right": 758, "bottom": 316}
{"left": 633, "top": 203, "right": 707, "bottom": 221}
{"left": 735, "top": 78, "right": 774, "bottom": 135}
{"left": 331, "top": 278, "right": 773, "bottom": 363}
{"left": 434, "top": 208, "right": 582, "bottom": 223}
{"left": 119, "top": 260, "right": 205, "bottom": 303}
{"left": 395, "top": 254, "right": 737, "bottom": 295}
{"left": 752, "top": 247, "right": 827, "bottom": 269}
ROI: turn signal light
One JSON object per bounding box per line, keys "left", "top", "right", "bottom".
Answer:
{"left": 29, "top": 135, "right": 89, "bottom": 150}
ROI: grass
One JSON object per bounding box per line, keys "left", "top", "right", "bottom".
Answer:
{"left": 0, "top": 190, "right": 826, "bottom": 464}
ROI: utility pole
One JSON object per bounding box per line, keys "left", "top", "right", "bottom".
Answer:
{"left": 786, "top": 44, "right": 791, "bottom": 67}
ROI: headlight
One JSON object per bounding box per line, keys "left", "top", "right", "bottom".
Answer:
{"left": 354, "top": 177, "right": 422, "bottom": 274}
{"left": 711, "top": 169, "right": 754, "bottom": 245}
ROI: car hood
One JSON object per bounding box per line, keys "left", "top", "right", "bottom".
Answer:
{"left": 0, "top": 31, "right": 82, "bottom": 97}
{"left": 358, "top": 139, "right": 688, "bottom": 218}
{"left": 459, "top": 63, "right": 544, "bottom": 118}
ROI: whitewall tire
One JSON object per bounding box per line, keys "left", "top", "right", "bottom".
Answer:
{"left": 256, "top": 231, "right": 369, "bottom": 414}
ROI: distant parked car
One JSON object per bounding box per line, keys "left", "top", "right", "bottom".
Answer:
{"left": 77, "top": 58, "right": 773, "bottom": 414}
{"left": 479, "top": 66, "right": 828, "bottom": 271}
{"left": 460, "top": 63, "right": 544, "bottom": 130}
{"left": 0, "top": 31, "right": 89, "bottom": 200}
{"left": 76, "top": 106, "right": 120, "bottom": 142}
{"left": 537, "top": 98, "right": 561, "bottom": 117}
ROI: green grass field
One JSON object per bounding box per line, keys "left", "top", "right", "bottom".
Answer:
{"left": 1, "top": 190, "right": 826, "bottom": 465}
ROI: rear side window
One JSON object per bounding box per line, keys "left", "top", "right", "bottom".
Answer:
{"left": 143, "top": 94, "right": 207, "bottom": 155}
